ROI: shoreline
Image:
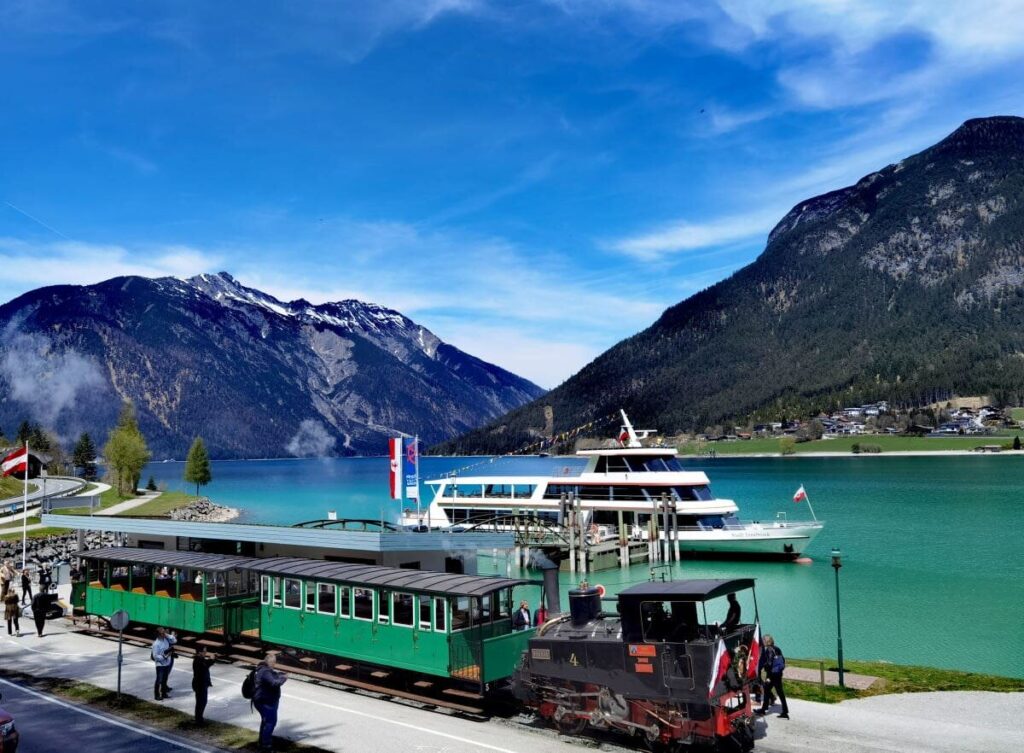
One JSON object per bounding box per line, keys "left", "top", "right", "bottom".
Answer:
{"left": 679, "top": 449, "right": 1024, "bottom": 459}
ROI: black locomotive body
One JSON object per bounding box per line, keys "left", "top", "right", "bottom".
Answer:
{"left": 513, "top": 579, "right": 758, "bottom": 752}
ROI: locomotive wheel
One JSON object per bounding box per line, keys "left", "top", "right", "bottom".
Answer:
{"left": 555, "top": 716, "right": 589, "bottom": 735}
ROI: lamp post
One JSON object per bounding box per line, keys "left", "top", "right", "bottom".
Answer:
{"left": 830, "top": 547, "right": 845, "bottom": 687}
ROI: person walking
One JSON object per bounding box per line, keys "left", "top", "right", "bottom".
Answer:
{"left": 30, "top": 589, "right": 47, "bottom": 637}
{"left": 755, "top": 634, "right": 789, "bottom": 719}
{"left": 0, "top": 561, "right": 13, "bottom": 599}
{"left": 192, "top": 646, "right": 215, "bottom": 724}
{"left": 19, "top": 569, "right": 31, "bottom": 606}
{"left": 512, "top": 600, "right": 531, "bottom": 631}
{"left": 253, "top": 651, "right": 287, "bottom": 752}
{"left": 151, "top": 627, "right": 177, "bottom": 700}
{"left": 4, "top": 589, "right": 20, "bottom": 636}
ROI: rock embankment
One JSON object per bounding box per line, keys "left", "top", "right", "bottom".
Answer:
{"left": 0, "top": 529, "right": 115, "bottom": 569}
{"left": 169, "top": 497, "right": 239, "bottom": 523}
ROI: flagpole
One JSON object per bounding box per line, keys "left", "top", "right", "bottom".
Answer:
{"left": 801, "top": 482, "right": 818, "bottom": 522}
{"left": 414, "top": 436, "right": 421, "bottom": 525}
{"left": 21, "top": 441, "right": 29, "bottom": 569}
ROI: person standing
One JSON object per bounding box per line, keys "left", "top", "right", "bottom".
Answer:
{"left": 4, "top": 589, "right": 20, "bottom": 636}
{"left": 755, "top": 634, "right": 789, "bottom": 719}
{"left": 20, "top": 569, "right": 31, "bottom": 606}
{"left": 533, "top": 602, "right": 548, "bottom": 627}
{"left": 192, "top": 646, "right": 215, "bottom": 724}
{"left": 253, "top": 651, "right": 287, "bottom": 753}
{"left": 151, "top": 627, "right": 177, "bottom": 700}
{"left": 512, "top": 600, "right": 531, "bottom": 631}
{"left": 30, "top": 589, "right": 47, "bottom": 637}
{"left": 0, "top": 561, "right": 13, "bottom": 599}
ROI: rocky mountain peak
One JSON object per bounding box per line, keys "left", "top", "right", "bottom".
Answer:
{"left": 931, "top": 115, "right": 1024, "bottom": 156}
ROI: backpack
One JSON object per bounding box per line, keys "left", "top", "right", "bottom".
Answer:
{"left": 770, "top": 647, "right": 786, "bottom": 674}
{"left": 241, "top": 668, "right": 257, "bottom": 700}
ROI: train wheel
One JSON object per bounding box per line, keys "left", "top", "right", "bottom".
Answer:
{"left": 555, "top": 716, "right": 589, "bottom": 735}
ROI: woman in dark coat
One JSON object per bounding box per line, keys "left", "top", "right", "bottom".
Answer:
{"left": 4, "top": 589, "right": 20, "bottom": 636}
{"left": 30, "top": 590, "right": 47, "bottom": 637}
{"left": 192, "top": 646, "right": 215, "bottom": 724}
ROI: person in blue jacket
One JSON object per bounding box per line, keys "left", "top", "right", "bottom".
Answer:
{"left": 253, "top": 650, "right": 288, "bottom": 752}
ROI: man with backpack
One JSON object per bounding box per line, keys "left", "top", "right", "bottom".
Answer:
{"left": 754, "top": 634, "right": 789, "bottom": 719}
{"left": 247, "top": 650, "right": 287, "bottom": 752}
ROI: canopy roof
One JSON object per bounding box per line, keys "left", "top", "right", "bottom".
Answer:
{"left": 618, "top": 578, "right": 755, "bottom": 602}
{"left": 77, "top": 547, "right": 539, "bottom": 597}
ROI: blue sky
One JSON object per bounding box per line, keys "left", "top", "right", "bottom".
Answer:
{"left": 2, "top": 1, "right": 1023, "bottom": 388}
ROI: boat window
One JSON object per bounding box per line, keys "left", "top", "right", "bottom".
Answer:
{"left": 543, "top": 483, "right": 578, "bottom": 500}
{"left": 393, "top": 593, "right": 414, "bottom": 627}
{"left": 611, "top": 486, "right": 648, "bottom": 502}
{"left": 271, "top": 577, "right": 282, "bottom": 607}
{"left": 339, "top": 586, "right": 351, "bottom": 618}
{"left": 607, "top": 456, "right": 630, "bottom": 473}
{"left": 317, "top": 583, "right": 336, "bottom": 615}
{"left": 419, "top": 594, "right": 432, "bottom": 630}
{"left": 451, "top": 596, "right": 471, "bottom": 631}
{"left": 378, "top": 590, "right": 391, "bottom": 624}
{"left": 676, "top": 485, "right": 713, "bottom": 501}
{"left": 578, "top": 485, "right": 612, "bottom": 500}
{"left": 485, "top": 484, "right": 514, "bottom": 498}
{"left": 512, "top": 484, "right": 535, "bottom": 498}
{"left": 353, "top": 587, "right": 373, "bottom": 620}
{"left": 435, "top": 598, "right": 447, "bottom": 632}
{"left": 283, "top": 578, "right": 302, "bottom": 609}
{"left": 260, "top": 576, "right": 270, "bottom": 605}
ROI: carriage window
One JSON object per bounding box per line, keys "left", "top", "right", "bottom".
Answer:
{"left": 640, "top": 599, "right": 698, "bottom": 642}
{"left": 339, "top": 586, "right": 351, "bottom": 617}
{"left": 283, "top": 578, "right": 302, "bottom": 609}
{"left": 451, "top": 596, "right": 470, "bottom": 631}
{"left": 260, "top": 576, "right": 270, "bottom": 605}
{"left": 393, "top": 593, "right": 414, "bottom": 627}
{"left": 110, "top": 564, "right": 130, "bottom": 591}
{"left": 228, "top": 569, "right": 245, "bottom": 597}
{"left": 271, "top": 577, "right": 282, "bottom": 607}
{"left": 474, "top": 597, "right": 488, "bottom": 625}
{"left": 353, "top": 587, "right": 373, "bottom": 620}
{"left": 317, "top": 583, "right": 336, "bottom": 615}
{"left": 419, "top": 595, "right": 432, "bottom": 630}
{"left": 435, "top": 598, "right": 447, "bottom": 632}
{"left": 379, "top": 590, "right": 391, "bottom": 624}
{"left": 495, "top": 589, "right": 510, "bottom": 620}
{"left": 209, "top": 572, "right": 227, "bottom": 600}
{"left": 306, "top": 582, "right": 316, "bottom": 612}
{"left": 131, "top": 564, "right": 153, "bottom": 594}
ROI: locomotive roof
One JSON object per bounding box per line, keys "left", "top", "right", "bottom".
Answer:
{"left": 618, "top": 578, "right": 755, "bottom": 601}
{"left": 77, "top": 546, "right": 262, "bottom": 572}
{"left": 77, "top": 546, "right": 538, "bottom": 597}
{"left": 249, "top": 556, "right": 537, "bottom": 597}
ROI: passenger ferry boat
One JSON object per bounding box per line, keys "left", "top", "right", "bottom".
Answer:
{"left": 406, "top": 412, "right": 824, "bottom": 560}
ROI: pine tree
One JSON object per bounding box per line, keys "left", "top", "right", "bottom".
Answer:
{"left": 73, "top": 433, "right": 98, "bottom": 480}
{"left": 28, "top": 424, "right": 51, "bottom": 453}
{"left": 145, "top": 476, "right": 158, "bottom": 491}
{"left": 183, "top": 437, "right": 212, "bottom": 496}
{"left": 16, "top": 421, "right": 31, "bottom": 445}
{"left": 1014, "top": 435, "right": 1021, "bottom": 451}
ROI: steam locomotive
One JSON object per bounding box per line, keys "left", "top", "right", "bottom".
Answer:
{"left": 513, "top": 579, "right": 758, "bottom": 752}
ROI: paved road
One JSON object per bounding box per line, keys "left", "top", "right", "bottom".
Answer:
{"left": 0, "top": 477, "right": 86, "bottom": 514}
{"left": 0, "top": 676, "right": 216, "bottom": 753}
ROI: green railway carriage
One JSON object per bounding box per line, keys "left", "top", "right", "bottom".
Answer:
{"left": 77, "top": 547, "right": 263, "bottom": 636}
{"left": 249, "top": 558, "right": 537, "bottom": 686}
{"left": 75, "top": 547, "right": 540, "bottom": 689}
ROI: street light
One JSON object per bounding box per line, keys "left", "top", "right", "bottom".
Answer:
{"left": 831, "top": 547, "right": 845, "bottom": 687}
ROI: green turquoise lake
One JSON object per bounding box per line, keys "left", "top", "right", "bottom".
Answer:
{"left": 145, "top": 454, "right": 1024, "bottom": 678}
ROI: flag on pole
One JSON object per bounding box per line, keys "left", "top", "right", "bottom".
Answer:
{"left": 708, "top": 637, "right": 731, "bottom": 697}
{"left": 793, "top": 485, "right": 807, "bottom": 503}
{"left": 403, "top": 437, "right": 419, "bottom": 500}
{"left": 618, "top": 428, "right": 629, "bottom": 445}
{"left": 389, "top": 438, "right": 403, "bottom": 500}
{"left": 1, "top": 447, "right": 27, "bottom": 477}
{"left": 748, "top": 622, "right": 761, "bottom": 679}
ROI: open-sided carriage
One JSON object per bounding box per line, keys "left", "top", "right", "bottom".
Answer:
{"left": 513, "top": 579, "right": 759, "bottom": 752}
{"left": 73, "top": 547, "right": 541, "bottom": 691}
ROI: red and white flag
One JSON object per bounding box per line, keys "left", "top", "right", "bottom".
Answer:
{"left": 793, "top": 485, "right": 807, "bottom": 503}
{"left": 388, "top": 438, "right": 403, "bottom": 500}
{"left": 748, "top": 622, "right": 761, "bottom": 679}
{"left": 1, "top": 447, "right": 27, "bottom": 477}
{"left": 618, "top": 428, "right": 629, "bottom": 445}
{"left": 708, "top": 637, "right": 731, "bottom": 697}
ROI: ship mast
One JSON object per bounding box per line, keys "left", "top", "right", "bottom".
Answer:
{"left": 619, "top": 409, "right": 642, "bottom": 448}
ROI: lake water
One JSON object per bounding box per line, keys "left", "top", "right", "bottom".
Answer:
{"left": 144, "top": 454, "right": 1024, "bottom": 678}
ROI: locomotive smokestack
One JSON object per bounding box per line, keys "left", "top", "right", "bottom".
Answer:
{"left": 529, "top": 549, "right": 562, "bottom": 615}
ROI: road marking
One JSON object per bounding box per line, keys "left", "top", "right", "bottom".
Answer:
{"left": 0, "top": 677, "right": 215, "bottom": 753}
{"left": 284, "top": 692, "right": 518, "bottom": 753}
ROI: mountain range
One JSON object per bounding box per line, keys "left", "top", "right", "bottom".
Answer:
{"left": 440, "top": 116, "right": 1024, "bottom": 453}
{"left": 0, "top": 272, "right": 544, "bottom": 458}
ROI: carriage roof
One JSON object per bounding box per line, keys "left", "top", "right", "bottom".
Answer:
{"left": 77, "top": 546, "right": 537, "bottom": 597}
{"left": 618, "top": 578, "right": 755, "bottom": 602}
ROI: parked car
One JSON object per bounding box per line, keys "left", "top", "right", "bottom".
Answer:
{"left": 0, "top": 692, "right": 19, "bottom": 753}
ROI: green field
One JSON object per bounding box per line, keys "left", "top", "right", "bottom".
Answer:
{"left": 0, "top": 477, "right": 38, "bottom": 500}
{"left": 118, "top": 491, "right": 197, "bottom": 517}
{"left": 679, "top": 433, "right": 1022, "bottom": 456}
{"left": 1011, "top": 407, "right": 1024, "bottom": 422}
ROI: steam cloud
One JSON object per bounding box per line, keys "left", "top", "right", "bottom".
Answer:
{"left": 0, "top": 324, "right": 107, "bottom": 430}
{"left": 286, "top": 419, "right": 337, "bottom": 457}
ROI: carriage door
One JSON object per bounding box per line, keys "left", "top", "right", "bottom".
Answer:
{"left": 660, "top": 646, "right": 695, "bottom": 691}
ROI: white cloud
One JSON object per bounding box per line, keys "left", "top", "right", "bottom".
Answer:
{"left": 606, "top": 207, "right": 786, "bottom": 259}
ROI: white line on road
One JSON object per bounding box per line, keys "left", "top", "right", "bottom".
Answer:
{"left": 0, "top": 677, "right": 216, "bottom": 753}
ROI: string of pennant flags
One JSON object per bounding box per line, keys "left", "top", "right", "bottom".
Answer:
{"left": 428, "top": 411, "right": 623, "bottom": 479}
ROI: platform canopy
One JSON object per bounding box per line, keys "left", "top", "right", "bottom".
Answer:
{"left": 76, "top": 546, "right": 262, "bottom": 572}
{"left": 619, "top": 578, "right": 756, "bottom": 602}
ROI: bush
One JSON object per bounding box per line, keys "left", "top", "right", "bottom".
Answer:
{"left": 145, "top": 476, "right": 157, "bottom": 491}
{"left": 851, "top": 442, "right": 861, "bottom": 454}
{"left": 860, "top": 443, "right": 882, "bottom": 453}
{"left": 779, "top": 437, "right": 796, "bottom": 456}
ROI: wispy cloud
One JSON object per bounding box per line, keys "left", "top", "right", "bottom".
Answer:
{"left": 606, "top": 207, "right": 786, "bottom": 260}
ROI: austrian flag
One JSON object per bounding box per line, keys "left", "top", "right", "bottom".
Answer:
{"left": 1, "top": 447, "right": 28, "bottom": 477}
{"left": 793, "top": 485, "right": 807, "bottom": 503}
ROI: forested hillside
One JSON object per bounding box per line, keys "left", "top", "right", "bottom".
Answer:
{"left": 439, "top": 116, "right": 1024, "bottom": 454}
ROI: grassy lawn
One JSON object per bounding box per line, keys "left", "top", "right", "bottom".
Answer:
{"left": 783, "top": 657, "right": 1024, "bottom": 703}
{"left": 118, "top": 490, "right": 197, "bottom": 517}
{"left": 51, "top": 486, "right": 140, "bottom": 516}
{"left": 0, "top": 477, "right": 38, "bottom": 500}
{"left": 0, "top": 515, "right": 41, "bottom": 530}
{"left": 1010, "top": 407, "right": 1024, "bottom": 422}
{"left": 679, "top": 434, "right": 1023, "bottom": 456}
{"left": 0, "top": 526, "right": 73, "bottom": 541}
{"left": 0, "top": 670, "right": 333, "bottom": 753}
